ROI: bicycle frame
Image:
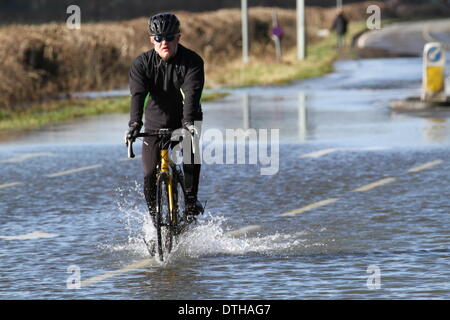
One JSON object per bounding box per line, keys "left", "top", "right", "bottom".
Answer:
{"left": 126, "top": 128, "right": 188, "bottom": 261}
{"left": 159, "top": 147, "right": 176, "bottom": 227}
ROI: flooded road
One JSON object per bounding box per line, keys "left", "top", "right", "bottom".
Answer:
{"left": 1, "top": 57, "right": 450, "bottom": 299}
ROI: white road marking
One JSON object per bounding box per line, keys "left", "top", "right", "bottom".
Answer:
{"left": 281, "top": 198, "right": 341, "bottom": 217}
{"left": 80, "top": 259, "right": 152, "bottom": 287}
{"left": 299, "top": 147, "right": 386, "bottom": 159}
{"left": 299, "top": 148, "right": 339, "bottom": 158}
{"left": 224, "top": 225, "right": 261, "bottom": 237}
{"left": 0, "top": 231, "right": 59, "bottom": 240}
{"left": 344, "top": 146, "right": 387, "bottom": 151}
{"left": 407, "top": 160, "right": 443, "bottom": 173}
{"left": 0, "top": 181, "right": 24, "bottom": 189}
{"left": 352, "top": 177, "right": 397, "bottom": 192}
{"left": 45, "top": 164, "right": 103, "bottom": 178}
{"left": 0, "top": 152, "right": 54, "bottom": 163}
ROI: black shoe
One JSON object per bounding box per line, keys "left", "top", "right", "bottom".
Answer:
{"left": 185, "top": 196, "right": 203, "bottom": 216}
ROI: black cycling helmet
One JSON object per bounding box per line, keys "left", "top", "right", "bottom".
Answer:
{"left": 148, "top": 13, "right": 181, "bottom": 36}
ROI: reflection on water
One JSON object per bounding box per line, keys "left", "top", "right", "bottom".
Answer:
{"left": 211, "top": 89, "right": 450, "bottom": 147}
{"left": 298, "top": 92, "right": 307, "bottom": 142}
{"left": 422, "top": 118, "right": 449, "bottom": 143}
{"left": 390, "top": 111, "right": 450, "bottom": 145}
{"left": 242, "top": 93, "right": 250, "bottom": 130}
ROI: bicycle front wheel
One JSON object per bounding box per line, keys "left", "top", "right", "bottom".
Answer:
{"left": 172, "top": 168, "right": 187, "bottom": 234}
{"left": 156, "top": 177, "right": 174, "bottom": 261}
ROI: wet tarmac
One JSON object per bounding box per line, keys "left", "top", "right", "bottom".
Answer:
{"left": 357, "top": 18, "right": 450, "bottom": 56}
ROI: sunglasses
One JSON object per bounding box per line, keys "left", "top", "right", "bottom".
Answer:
{"left": 153, "top": 34, "right": 178, "bottom": 43}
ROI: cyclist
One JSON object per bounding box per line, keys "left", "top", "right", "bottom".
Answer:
{"left": 126, "top": 13, "right": 204, "bottom": 218}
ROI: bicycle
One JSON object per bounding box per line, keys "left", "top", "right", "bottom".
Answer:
{"left": 126, "top": 128, "right": 198, "bottom": 261}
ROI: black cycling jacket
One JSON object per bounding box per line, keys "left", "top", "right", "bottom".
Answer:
{"left": 128, "top": 44, "right": 204, "bottom": 130}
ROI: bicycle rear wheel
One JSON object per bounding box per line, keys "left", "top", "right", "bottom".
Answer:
{"left": 156, "top": 178, "right": 174, "bottom": 261}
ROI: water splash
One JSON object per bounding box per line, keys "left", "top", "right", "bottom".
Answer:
{"left": 111, "top": 184, "right": 312, "bottom": 264}
{"left": 113, "top": 182, "right": 157, "bottom": 257}
{"left": 173, "top": 214, "right": 300, "bottom": 258}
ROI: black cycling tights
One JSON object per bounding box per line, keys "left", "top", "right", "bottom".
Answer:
{"left": 142, "top": 135, "right": 200, "bottom": 209}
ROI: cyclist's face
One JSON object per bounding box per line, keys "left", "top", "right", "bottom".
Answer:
{"left": 151, "top": 34, "right": 180, "bottom": 61}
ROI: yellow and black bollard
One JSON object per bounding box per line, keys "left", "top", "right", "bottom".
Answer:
{"left": 422, "top": 42, "right": 446, "bottom": 102}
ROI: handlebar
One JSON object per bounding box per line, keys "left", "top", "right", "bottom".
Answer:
{"left": 125, "top": 128, "right": 191, "bottom": 159}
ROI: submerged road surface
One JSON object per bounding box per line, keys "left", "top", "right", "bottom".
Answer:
{"left": 1, "top": 56, "right": 450, "bottom": 299}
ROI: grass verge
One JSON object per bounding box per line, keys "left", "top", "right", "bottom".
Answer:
{"left": 207, "top": 22, "right": 367, "bottom": 87}
{"left": 0, "top": 91, "right": 228, "bottom": 132}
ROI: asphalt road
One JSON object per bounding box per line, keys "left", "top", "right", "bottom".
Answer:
{"left": 357, "top": 18, "right": 450, "bottom": 56}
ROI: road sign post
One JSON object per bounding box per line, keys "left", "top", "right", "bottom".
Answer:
{"left": 241, "top": 0, "right": 249, "bottom": 63}
{"left": 271, "top": 11, "right": 283, "bottom": 61}
{"left": 422, "top": 42, "right": 446, "bottom": 102}
{"left": 297, "top": 0, "right": 305, "bottom": 60}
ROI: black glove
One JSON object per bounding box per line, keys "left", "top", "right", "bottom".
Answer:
{"left": 183, "top": 121, "right": 198, "bottom": 136}
{"left": 127, "top": 122, "right": 142, "bottom": 141}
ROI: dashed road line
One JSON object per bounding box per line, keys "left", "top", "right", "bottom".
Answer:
{"left": 0, "top": 231, "right": 59, "bottom": 241}
{"left": 352, "top": 177, "right": 397, "bottom": 192}
{"left": 281, "top": 198, "right": 341, "bottom": 217}
{"left": 0, "top": 181, "right": 24, "bottom": 190}
{"left": 80, "top": 259, "right": 152, "bottom": 288}
{"left": 299, "top": 148, "right": 339, "bottom": 158}
{"left": 0, "top": 152, "right": 54, "bottom": 163}
{"left": 225, "top": 225, "right": 261, "bottom": 237}
{"left": 45, "top": 164, "right": 103, "bottom": 178}
{"left": 282, "top": 158, "right": 444, "bottom": 216}
{"left": 299, "top": 146, "right": 387, "bottom": 159}
{"left": 407, "top": 160, "right": 443, "bottom": 173}
{"left": 1, "top": 146, "right": 443, "bottom": 288}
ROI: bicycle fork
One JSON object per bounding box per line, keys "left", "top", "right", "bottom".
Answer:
{"left": 160, "top": 149, "right": 176, "bottom": 225}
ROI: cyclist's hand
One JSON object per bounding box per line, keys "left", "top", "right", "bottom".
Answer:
{"left": 127, "top": 122, "right": 142, "bottom": 142}
{"left": 183, "top": 121, "right": 199, "bottom": 137}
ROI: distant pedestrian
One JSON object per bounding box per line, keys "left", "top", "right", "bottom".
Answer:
{"left": 330, "top": 9, "right": 348, "bottom": 49}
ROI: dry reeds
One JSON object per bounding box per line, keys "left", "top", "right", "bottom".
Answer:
{"left": 0, "top": 21, "right": 147, "bottom": 110}
{"left": 0, "top": 3, "right": 384, "bottom": 110}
